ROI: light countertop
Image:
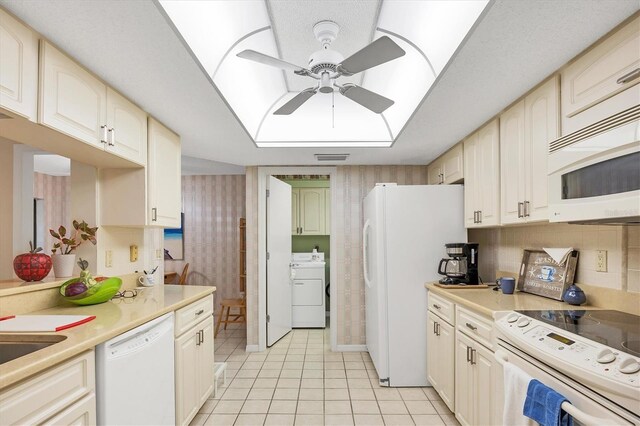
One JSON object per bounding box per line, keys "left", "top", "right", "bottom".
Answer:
{"left": 425, "top": 282, "right": 595, "bottom": 318}
{"left": 0, "top": 284, "right": 215, "bottom": 390}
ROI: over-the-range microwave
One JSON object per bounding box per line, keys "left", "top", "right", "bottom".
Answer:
{"left": 548, "top": 105, "right": 639, "bottom": 224}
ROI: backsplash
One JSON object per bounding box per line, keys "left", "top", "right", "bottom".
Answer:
{"left": 171, "top": 175, "right": 246, "bottom": 313}
{"left": 469, "top": 223, "right": 640, "bottom": 292}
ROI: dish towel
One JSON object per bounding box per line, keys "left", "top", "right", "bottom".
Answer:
{"left": 503, "top": 362, "right": 537, "bottom": 426}
{"left": 523, "top": 379, "right": 574, "bottom": 426}
{"left": 543, "top": 248, "right": 574, "bottom": 265}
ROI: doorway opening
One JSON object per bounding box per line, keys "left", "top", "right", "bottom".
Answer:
{"left": 257, "top": 166, "right": 336, "bottom": 353}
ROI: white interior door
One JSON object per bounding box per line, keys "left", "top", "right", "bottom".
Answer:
{"left": 267, "top": 176, "right": 292, "bottom": 346}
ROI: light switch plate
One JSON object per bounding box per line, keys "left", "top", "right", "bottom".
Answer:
{"left": 105, "top": 250, "right": 113, "bottom": 268}
{"left": 130, "top": 245, "right": 138, "bottom": 262}
{"left": 596, "top": 250, "right": 607, "bottom": 272}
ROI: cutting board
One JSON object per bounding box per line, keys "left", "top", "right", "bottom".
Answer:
{"left": 0, "top": 315, "right": 96, "bottom": 332}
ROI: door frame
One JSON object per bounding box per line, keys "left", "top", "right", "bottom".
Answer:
{"left": 257, "top": 166, "right": 337, "bottom": 352}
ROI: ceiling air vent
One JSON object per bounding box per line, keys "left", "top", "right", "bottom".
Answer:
{"left": 315, "top": 154, "right": 350, "bottom": 162}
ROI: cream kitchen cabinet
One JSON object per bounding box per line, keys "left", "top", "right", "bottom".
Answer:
{"left": 175, "top": 296, "right": 215, "bottom": 426}
{"left": 0, "top": 350, "right": 95, "bottom": 425}
{"left": 292, "top": 187, "right": 329, "bottom": 235}
{"left": 0, "top": 8, "right": 38, "bottom": 121}
{"left": 561, "top": 15, "right": 640, "bottom": 135}
{"left": 463, "top": 119, "right": 500, "bottom": 228}
{"left": 427, "top": 143, "right": 464, "bottom": 185}
{"left": 148, "top": 117, "right": 182, "bottom": 228}
{"left": 500, "top": 77, "right": 559, "bottom": 225}
{"left": 427, "top": 310, "right": 455, "bottom": 411}
{"left": 40, "top": 41, "right": 147, "bottom": 166}
{"left": 454, "top": 331, "right": 496, "bottom": 426}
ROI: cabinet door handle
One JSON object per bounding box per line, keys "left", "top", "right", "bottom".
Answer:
{"left": 196, "top": 330, "right": 201, "bottom": 346}
{"left": 100, "top": 125, "right": 108, "bottom": 144}
{"left": 200, "top": 329, "right": 204, "bottom": 344}
{"left": 152, "top": 207, "right": 157, "bottom": 222}
{"left": 478, "top": 210, "right": 482, "bottom": 223}
{"left": 617, "top": 68, "right": 640, "bottom": 85}
{"left": 524, "top": 201, "right": 530, "bottom": 217}
{"left": 107, "top": 128, "right": 115, "bottom": 146}
{"left": 466, "top": 346, "right": 472, "bottom": 363}
{"left": 473, "top": 211, "right": 477, "bottom": 223}
{"left": 436, "top": 322, "right": 441, "bottom": 336}
{"left": 433, "top": 322, "right": 438, "bottom": 335}
{"left": 465, "top": 322, "right": 477, "bottom": 331}
{"left": 195, "top": 309, "right": 204, "bottom": 316}
{"left": 470, "top": 348, "right": 477, "bottom": 365}
{"left": 517, "top": 202, "right": 523, "bottom": 218}
{"left": 433, "top": 304, "right": 441, "bottom": 310}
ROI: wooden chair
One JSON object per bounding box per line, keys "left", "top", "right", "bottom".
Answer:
{"left": 178, "top": 263, "right": 189, "bottom": 285}
{"left": 214, "top": 298, "right": 246, "bottom": 337}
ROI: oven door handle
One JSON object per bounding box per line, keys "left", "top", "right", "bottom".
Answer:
{"left": 494, "top": 350, "right": 618, "bottom": 426}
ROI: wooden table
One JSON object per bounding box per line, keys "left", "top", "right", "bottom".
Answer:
{"left": 164, "top": 271, "right": 178, "bottom": 284}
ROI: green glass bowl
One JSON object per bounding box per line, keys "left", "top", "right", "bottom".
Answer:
{"left": 60, "top": 277, "right": 122, "bottom": 305}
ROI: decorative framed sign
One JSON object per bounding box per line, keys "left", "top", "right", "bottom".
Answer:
{"left": 517, "top": 249, "right": 579, "bottom": 300}
{"left": 164, "top": 213, "right": 184, "bottom": 260}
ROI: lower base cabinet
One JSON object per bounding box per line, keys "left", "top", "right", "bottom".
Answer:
{"left": 175, "top": 314, "right": 214, "bottom": 426}
{"left": 42, "top": 392, "right": 96, "bottom": 425}
{"left": 426, "top": 311, "right": 455, "bottom": 411}
{"left": 455, "top": 330, "right": 497, "bottom": 426}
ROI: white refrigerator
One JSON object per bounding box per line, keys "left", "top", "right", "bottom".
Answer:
{"left": 364, "top": 183, "right": 466, "bottom": 387}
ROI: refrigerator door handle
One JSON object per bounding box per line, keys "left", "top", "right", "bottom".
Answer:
{"left": 363, "top": 219, "right": 373, "bottom": 288}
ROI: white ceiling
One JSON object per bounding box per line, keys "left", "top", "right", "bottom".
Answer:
{"left": 1, "top": 0, "right": 638, "bottom": 167}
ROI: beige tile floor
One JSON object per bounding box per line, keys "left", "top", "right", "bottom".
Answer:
{"left": 192, "top": 324, "right": 460, "bottom": 426}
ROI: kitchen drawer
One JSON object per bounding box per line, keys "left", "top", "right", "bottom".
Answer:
{"left": 0, "top": 350, "right": 95, "bottom": 425}
{"left": 41, "top": 392, "right": 96, "bottom": 426}
{"left": 175, "top": 295, "right": 214, "bottom": 337}
{"left": 428, "top": 292, "right": 455, "bottom": 325}
{"left": 456, "top": 306, "right": 493, "bottom": 350}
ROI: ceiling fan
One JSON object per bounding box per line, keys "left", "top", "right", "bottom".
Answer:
{"left": 237, "top": 21, "right": 406, "bottom": 115}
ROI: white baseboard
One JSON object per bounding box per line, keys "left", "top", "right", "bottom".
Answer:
{"left": 335, "top": 344, "right": 368, "bottom": 352}
{"left": 245, "top": 344, "right": 260, "bottom": 352}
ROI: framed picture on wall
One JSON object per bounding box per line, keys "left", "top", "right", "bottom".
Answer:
{"left": 164, "top": 213, "right": 184, "bottom": 260}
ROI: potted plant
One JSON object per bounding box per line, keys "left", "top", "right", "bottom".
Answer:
{"left": 50, "top": 220, "right": 98, "bottom": 278}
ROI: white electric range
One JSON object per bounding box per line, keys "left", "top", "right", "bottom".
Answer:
{"left": 495, "top": 309, "right": 640, "bottom": 425}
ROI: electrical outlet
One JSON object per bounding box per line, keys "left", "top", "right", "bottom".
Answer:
{"left": 105, "top": 250, "right": 113, "bottom": 268}
{"left": 596, "top": 250, "right": 607, "bottom": 272}
{"left": 130, "top": 245, "right": 138, "bottom": 262}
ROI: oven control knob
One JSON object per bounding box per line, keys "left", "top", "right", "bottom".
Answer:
{"left": 516, "top": 317, "right": 530, "bottom": 328}
{"left": 507, "top": 313, "right": 519, "bottom": 323}
{"left": 596, "top": 348, "right": 616, "bottom": 364}
{"left": 617, "top": 356, "right": 640, "bottom": 374}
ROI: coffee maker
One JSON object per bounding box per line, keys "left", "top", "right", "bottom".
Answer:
{"left": 438, "top": 243, "right": 479, "bottom": 285}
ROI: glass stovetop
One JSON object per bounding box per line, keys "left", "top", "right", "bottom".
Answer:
{"left": 517, "top": 310, "right": 640, "bottom": 357}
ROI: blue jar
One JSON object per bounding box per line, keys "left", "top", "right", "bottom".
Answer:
{"left": 563, "top": 284, "right": 586, "bottom": 306}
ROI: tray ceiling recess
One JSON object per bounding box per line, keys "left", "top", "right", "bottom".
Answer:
{"left": 159, "top": 1, "right": 488, "bottom": 148}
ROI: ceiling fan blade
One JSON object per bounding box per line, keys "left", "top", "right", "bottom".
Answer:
{"left": 273, "top": 89, "right": 317, "bottom": 115}
{"left": 237, "top": 50, "right": 307, "bottom": 73}
{"left": 338, "top": 36, "right": 405, "bottom": 76}
{"left": 340, "top": 84, "right": 394, "bottom": 114}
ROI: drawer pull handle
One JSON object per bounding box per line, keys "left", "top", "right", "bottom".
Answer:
{"left": 195, "top": 309, "right": 204, "bottom": 316}
{"left": 617, "top": 68, "right": 640, "bottom": 85}
{"left": 465, "top": 322, "right": 477, "bottom": 331}
{"left": 433, "top": 304, "right": 441, "bottom": 310}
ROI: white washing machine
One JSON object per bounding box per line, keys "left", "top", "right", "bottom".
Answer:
{"left": 291, "top": 253, "right": 326, "bottom": 328}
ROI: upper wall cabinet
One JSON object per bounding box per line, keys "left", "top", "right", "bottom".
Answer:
{"left": 464, "top": 119, "right": 500, "bottom": 228}
{"left": 106, "top": 87, "right": 147, "bottom": 165}
{"left": 40, "top": 41, "right": 147, "bottom": 166}
{"left": 500, "top": 77, "right": 559, "bottom": 225}
{"left": 0, "top": 8, "right": 38, "bottom": 121}
{"left": 291, "top": 187, "right": 330, "bottom": 236}
{"left": 148, "top": 118, "right": 181, "bottom": 228}
{"left": 427, "top": 143, "right": 464, "bottom": 185}
{"left": 561, "top": 15, "right": 640, "bottom": 135}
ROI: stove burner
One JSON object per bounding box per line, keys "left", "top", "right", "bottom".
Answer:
{"left": 622, "top": 340, "right": 640, "bottom": 356}
{"left": 539, "top": 311, "right": 600, "bottom": 326}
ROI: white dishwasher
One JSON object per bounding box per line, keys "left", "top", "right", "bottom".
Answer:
{"left": 96, "top": 312, "right": 175, "bottom": 425}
